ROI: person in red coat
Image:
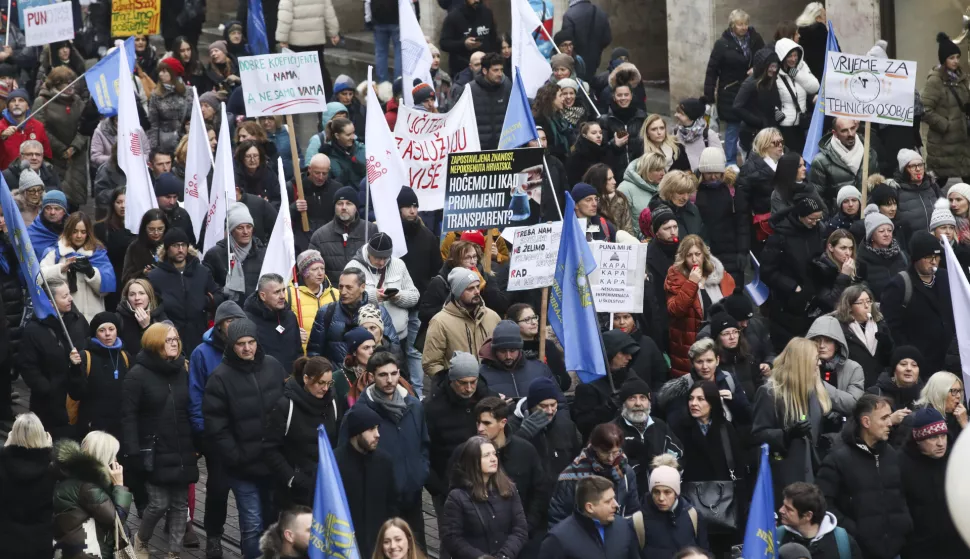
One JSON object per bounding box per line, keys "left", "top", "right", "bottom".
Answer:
{"left": 0, "top": 89, "right": 52, "bottom": 169}
{"left": 664, "top": 234, "right": 736, "bottom": 377}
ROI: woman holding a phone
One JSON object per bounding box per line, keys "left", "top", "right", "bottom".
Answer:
{"left": 40, "top": 212, "right": 117, "bottom": 322}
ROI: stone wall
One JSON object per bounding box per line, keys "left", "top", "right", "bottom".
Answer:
{"left": 826, "top": 0, "right": 880, "bottom": 59}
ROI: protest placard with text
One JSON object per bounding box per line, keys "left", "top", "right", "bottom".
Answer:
{"left": 588, "top": 242, "right": 647, "bottom": 313}
{"left": 23, "top": 1, "right": 74, "bottom": 47}
{"left": 442, "top": 148, "right": 544, "bottom": 232}
{"left": 111, "top": 0, "right": 160, "bottom": 36}
{"left": 824, "top": 51, "right": 917, "bottom": 126}
{"left": 507, "top": 222, "right": 563, "bottom": 291}
{"left": 239, "top": 53, "right": 327, "bottom": 117}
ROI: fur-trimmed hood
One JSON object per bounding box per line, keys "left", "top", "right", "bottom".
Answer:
{"left": 609, "top": 62, "right": 641, "bottom": 90}
{"left": 52, "top": 439, "right": 111, "bottom": 488}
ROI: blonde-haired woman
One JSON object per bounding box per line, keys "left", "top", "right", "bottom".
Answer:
{"left": 736, "top": 127, "right": 786, "bottom": 253}
{"left": 0, "top": 413, "right": 55, "bottom": 559}
{"left": 116, "top": 278, "right": 168, "bottom": 356}
{"left": 641, "top": 114, "right": 691, "bottom": 172}
{"left": 664, "top": 235, "right": 736, "bottom": 377}
{"left": 795, "top": 2, "right": 828, "bottom": 80}
{"left": 659, "top": 170, "right": 707, "bottom": 239}
{"left": 752, "top": 337, "right": 833, "bottom": 503}
{"left": 894, "top": 371, "right": 967, "bottom": 447}
{"left": 52, "top": 431, "right": 131, "bottom": 559}
{"left": 618, "top": 151, "right": 666, "bottom": 239}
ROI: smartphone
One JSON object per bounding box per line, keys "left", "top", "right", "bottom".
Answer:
{"left": 383, "top": 288, "right": 400, "bottom": 297}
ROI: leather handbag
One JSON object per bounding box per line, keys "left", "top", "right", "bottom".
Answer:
{"left": 682, "top": 425, "right": 739, "bottom": 534}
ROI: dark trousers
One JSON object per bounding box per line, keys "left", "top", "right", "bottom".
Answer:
{"left": 204, "top": 453, "right": 230, "bottom": 538}
{"left": 400, "top": 493, "right": 426, "bottom": 553}
{"left": 0, "top": 358, "right": 12, "bottom": 421}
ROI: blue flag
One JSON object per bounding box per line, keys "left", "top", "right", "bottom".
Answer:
{"left": 0, "top": 174, "right": 54, "bottom": 319}
{"left": 549, "top": 193, "right": 607, "bottom": 384}
{"left": 498, "top": 66, "right": 539, "bottom": 150}
{"left": 742, "top": 444, "right": 776, "bottom": 559}
{"left": 745, "top": 251, "right": 770, "bottom": 307}
{"left": 85, "top": 37, "right": 137, "bottom": 117}
{"left": 803, "top": 21, "right": 840, "bottom": 169}
{"left": 310, "top": 425, "right": 360, "bottom": 559}
{"left": 247, "top": 0, "right": 270, "bottom": 55}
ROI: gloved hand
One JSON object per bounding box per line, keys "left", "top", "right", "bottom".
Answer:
{"left": 774, "top": 108, "right": 786, "bottom": 123}
{"left": 290, "top": 471, "right": 314, "bottom": 495}
{"left": 784, "top": 420, "right": 812, "bottom": 445}
{"left": 73, "top": 258, "right": 96, "bottom": 279}
{"left": 823, "top": 411, "right": 845, "bottom": 432}
{"left": 517, "top": 409, "right": 551, "bottom": 440}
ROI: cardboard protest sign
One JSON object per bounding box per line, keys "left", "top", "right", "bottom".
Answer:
{"left": 588, "top": 242, "right": 647, "bottom": 313}
{"left": 239, "top": 53, "right": 327, "bottom": 117}
{"left": 23, "top": 1, "right": 74, "bottom": 47}
{"left": 18, "top": 0, "right": 54, "bottom": 30}
{"left": 442, "top": 148, "right": 544, "bottom": 232}
{"left": 507, "top": 222, "right": 563, "bottom": 291}
{"left": 393, "top": 88, "right": 480, "bottom": 210}
{"left": 824, "top": 51, "right": 917, "bottom": 126}
{"left": 111, "top": 0, "right": 160, "bottom": 36}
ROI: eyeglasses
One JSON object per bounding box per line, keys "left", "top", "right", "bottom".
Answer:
{"left": 950, "top": 388, "right": 964, "bottom": 396}
{"left": 244, "top": 154, "right": 260, "bottom": 161}
{"left": 852, "top": 298, "right": 872, "bottom": 306}
{"left": 906, "top": 163, "right": 925, "bottom": 171}
{"left": 24, "top": 187, "right": 43, "bottom": 195}
{"left": 147, "top": 227, "right": 165, "bottom": 234}
{"left": 770, "top": 140, "right": 784, "bottom": 147}
{"left": 165, "top": 337, "right": 180, "bottom": 345}
{"left": 517, "top": 316, "right": 538, "bottom": 324}
{"left": 315, "top": 380, "right": 335, "bottom": 388}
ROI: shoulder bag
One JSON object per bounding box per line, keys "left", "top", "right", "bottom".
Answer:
{"left": 681, "top": 424, "right": 739, "bottom": 534}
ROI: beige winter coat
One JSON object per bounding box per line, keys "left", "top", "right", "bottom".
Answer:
{"left": 275, "top": 0, "right": 340, "bottom": 46}
{"left": 422, "top": 300, "right": 501, "bottom": 377}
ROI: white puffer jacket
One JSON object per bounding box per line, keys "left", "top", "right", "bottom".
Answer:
{"left": 344, "top": 246, "right": 420, "bottom": 338}
{"left": 774, "top": 38, "right": 820, "bottom": 127}
{"left": 275, "top": 0, "right": 340, "bottom": 46}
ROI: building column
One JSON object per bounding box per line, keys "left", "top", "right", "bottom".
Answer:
{"left": 826, "top": 0, "right": 881, "bottom": 58}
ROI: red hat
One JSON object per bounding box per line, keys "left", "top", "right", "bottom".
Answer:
{"left": 459, "top": 230, "right": 486, "bottom": 248}
{"left": 638, "top": 207, "right": 653, "bottom": 239}
{"left": 159, "top": 57, "right": 185, "bottom": 78}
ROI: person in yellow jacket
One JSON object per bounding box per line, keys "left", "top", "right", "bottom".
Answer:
{"left": 289, "top": 249, "right": 339, "bottom": 350}
{"left": 439, "top": 229, "right": 510, "bottom": 265}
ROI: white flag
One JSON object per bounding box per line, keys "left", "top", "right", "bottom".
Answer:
{"left": 365, "top": 66, "right": 408, "bottom": 258}
{"left": 119, "top": 42, "right": 157, "bottom": 234}
{"left": 943, "top": 235, "right": 970, "bottom": 396}
{"left": 511, "top": 0, "right": 552, "bottom": 97}
{"left": 203, "top": 105, "right": 234, "bottom": 253}
{"left": 184, "top": 87, "right": 213, "bottom": 241}
{"left": 398, "top": 0, "right": 434, "bottom": 106}
{"left": 259, "top": 158, "right": 296, "bottom": 281}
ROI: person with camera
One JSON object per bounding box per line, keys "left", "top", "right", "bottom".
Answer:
{"left": 39, "top": 211, "right": 116, "bottom": 322}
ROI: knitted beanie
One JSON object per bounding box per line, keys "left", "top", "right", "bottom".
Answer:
{"left": 448, "top": 351, "right": 480, "bottom": 381}
{"left": 697, "top": 147, "right": 727, "bottom": 174}
{"left": 795, "top": 196, "right": 823, "bottom": 218}
{"left": 163, "top": 227, "right": 190, "bottom": 249}
{"left": 527, "top": 377, "right": 564, "bottom": 409}
{"left": 213, "top": 300, "right": 247, "bottom": 325}
{"left": 490, "top": 320, "right": 523, "bottom": 350}
{"left": 864, "top": 204, "right": 894, "bottom": 240}
{"left": 296, "top": 249, "right": 325, "bottom": 278}
{"left": 779, "top": 542, "right": 813, "bottom": 559}
{"left": 948, "top": 183, "right": 970, "bottom": 204}
{"left": 867, "top": 39, "right": 889, "bottom": 59}
{"left": 890, "top": 345, "right": 924, "bottom": 373}
{"left": 911, "top": 407, "right": 948, "bottom": 442}
{"left": 41, "top": 189, "right": 67, "bottom": 211}
{"left": 357, "top": 304, "right": 384, "bottom": 333}
{"left": 412, "top": 82, "right": 435, "bottom": 105}
{"left": 618, "top": 378, "right": 651, "bottom": 404}
{"left": 836, "top": 185, "right": 862, "bottom": 209}
{"left": 18, "top": 169, "right": 43, "bottom": 190}
{"left": 334, "top": 185, "right": 358, "bottom": 207}
{"left": 368, "top": 232, "right": 393, "bottom": 260}
{"left": 721, "top": 290, "right": 754, "bottom": 320}
{"left": 397, "top": 186, "right": 419, "bottom": 208}
{"left": 226, "top": 318, "right": 258, "bottom": 346}
{"left": 333, "top": 75, "right": 357, "bottom": 96}
{"left": 638, "top": 207, "right": 652, "bottom": 239}
{"left": 345, "top": 405, "right": 382, "bottom": 438}
{"left": 207, "top": 40, "right": 229, "bottom": 57}
{"left": 556, "top": 78, "right": 579, "bottom": 92}
{"left": 929, "top": 198, "right": 957, "bottom": 231}
{"left": 227, "top": 202, "right": 254, "bottom": 232}
{"left": 571, "top": 183, "right": 597, "bottom": 203}
{"left": 89, "top": 311, "right": 122, "bottom": 337}
{"left": 459, "top": 230, "right": 486, "bottom": 248}
{"left": 447, "top": 267, "right": 480, "bottom": 300}
{"left": 651, "top": 204, "right": 677, "bottom": 235}
{"left": 649, "top": 464, "right": 681, "bottom": 495}
{"left": 679, "top": 98, "right": 706, "bottom": 122}
{"left": 938, "top": 32, "right": 961, "bottom": 66}
{"left": 154, "top": 172, "right": 182, "bottom": 197}
{"left": 909, "top": 230, "right": 942, "bottom": 262}
{"left": 870, "top": 183, "right": 897, "bottom": 207}
{"left": 343, "top": 327, "right": 374, "bottom": 356}
{"left": 710, "top": 312, "right": 740, "bottom": 338}
{"left": 550, "top": 53, "right": 574, "bottom": 72}
{"left": 897, "top": 148, "right": 923, "bottom": 172}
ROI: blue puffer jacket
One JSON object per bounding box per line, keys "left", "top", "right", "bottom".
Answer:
{"left": 305, "top": 293, "right": 400, "bottom": 366}
{"left": 338, "top": 385, "right": 430, "bottom": 501}
{"left": 188, "top": 328, "right": 225, "bottom": 434}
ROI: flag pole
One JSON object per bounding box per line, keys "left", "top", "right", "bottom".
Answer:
{"left": 284, "top": 114, "right": 310, "bottom": 232}
{"left": 364, "top": 176, "right": 371, "bottom": 245}
{"left": 539, "top": 286, "right": 548, "bottom": 362}
{"left": 861, "top": 121, "right": 871, "bottom": 207}
{"left": 589, "top": 296, "right": 615, "bottom": 393}
{"left": 37, "top": 270, "right": 76, "bottom": 352}
{"left": 4, "top": 0, "right": 10, "bottom": 47}
{"left": 291, "top": 266, "right": 306, "bottom": 355}
{"left": 15, "top": 73, "right": 87, "bottom": 130}
{"left": 541, "top": 156, "right": 563, "bottom": 220}
{"left": 536, "top": 26, "right": 601, "bottom": 118}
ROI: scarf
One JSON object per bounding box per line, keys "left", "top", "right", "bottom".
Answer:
{"left": 610, "top": 100, "right": 636, "bottom": 123}
{"left": 829, "top": 136, "right": 864, "bottom": 174}
{"left": 225, "top": 238, "right": 252, "bottom": 296}
{"left": 866, "top": 238, "right": 901, "bottom": 258}
{"left": 660, "top": 143, "right": 674, "bottom": 170}
{"left": 764, "top": 155, "right": 778, "bottom": 171}
{"left": 849, "top": 320, "right": 878, "bottom": 356}
{"left": 733, "top": 32, "right": 751, "bottom": 60}
{"left": 819, "top": 354, "right": 845, "bottom": 386}
{"left": 559, "top": 445, "right": 629, "bottom": 485}
{"left": 561, "top": 105, "right": 586, "bottom": 125}
{"left": 366, "top": 384, "right": 407, "bottom": 423}
{"left": 675, "top": 118, "right": 707, "bottom": 145}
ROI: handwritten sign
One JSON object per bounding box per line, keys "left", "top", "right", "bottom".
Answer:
{"left": 442, "top": 148, "right": 544, "bottom": 232}
{"left": 111, "top": 0, "right": 160, "bottom": 36}
{"left": 393, "top": 88, "right": 480, "bottom": 210}
{"left": 588, "top": 242, "right": 647, "bottom": 313}
{"left": 507, "top": 222, "right": 563, "bottom": 291}
{"left": 824, "top": 51, "right": 917, "bottom": 126}
{"left": 239, "top": 53, "right": 328, "bottom": 117}
{"left": 23, "top": 2, "right": 74, "bottom": 47}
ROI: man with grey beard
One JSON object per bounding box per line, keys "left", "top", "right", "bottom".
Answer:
{"left": 610, "top": 377, "right": 683, "bottom": 491}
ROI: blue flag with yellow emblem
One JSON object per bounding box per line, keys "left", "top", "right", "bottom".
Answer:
{"left": 549, "top": 192, "right": 606, "bottom": 384}
{"left": 310, "top": 425, "right": 360, "bottom": 559}
{"left": 742, "top": 444, "right": 776, "bottom": 558}
{"left": 0, "top": 173, "right": 54, "bottom": 319}
{"left": 498, "top": 67, "right": 539, "bottom": 150}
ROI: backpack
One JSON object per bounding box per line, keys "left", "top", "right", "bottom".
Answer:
{"left": 629, "top": 507, "right": 698, "bottom": 550}
{"left": 898, "top": 270, "right": 912, "bottom": 308}
{"left": 66, "top": 350, "right": 130, "bottom": 425}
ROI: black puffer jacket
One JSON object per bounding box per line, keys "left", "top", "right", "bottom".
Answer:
{"left": 704, "top": 27, "right": 766, "bottom": 122}
{"left": 899, "top": 441, "right": 970, "bottom": 559}
{"left": 735, "top": 154, "right": 778, "bottom": 216}
{"left": 441, "top": 486, "right": 528, "bottom": 559}
{"left": 68, "top": 340, "right": 132, "bottom": 441}
{"left": 761, "top": 212, "right": 827, "bottom": 343}
{"left": 203, "top": 237, "right": 267, "bottom": 304}
{"left": 882, "top": 268, "right": 956, "bottom": 376}
{"left": 612, "top": 415, "right": 683, "bottom": 492}
{"left": 148, "top": 255, "right": 222, "bottom": 354}
{"left": 567, "top": 136, "right": 623, "bottom": 187}
{"left": 115, "top": 302, "right": 169, "bottom": 357}
{"left": 839, "top": 319, "right": 894, "bottom": 388}
{"left": 597, "top": 105, "right": 646, "bottom": 179}
{"left": 695, "top": 178, "right": 749, "bottom": 279}
{"left": 467, "top": 73, "right": 512, "bottom": 150}
{"left": 894, "top": 175, "right": 941, "bottom": 246}
{"left": 400, "top": 217, "right": 443, "bottom": 293}
{"left": 334, "top": 442, "right": 399, "bottom": 559}
{"left": 203, "top": 344, "right": 287, "bottom": 480}
{"left": 816, "top": 422, "right": 913, "bottom": 559}
{"left": 243, "top": 292, "right": 303, "bottom": 372}
{"left": 733, "top": 48, "right": 783, "bottom": 148}
{"left": 263, "top": 376, "right": 347, "bottom": 506}
{"left": 856, "top": 242, "right": 909, "bottom": 299}
{"left": 808, "top": 253, "right": 868, "bottom": 313}
{"left": 122, "top": 350, "right": 198, "bottom": 485}
{"left": 0, "top": 243, "right": 24, "bottom": 363}
{"left": 866, "top": 372, "right": 923, "bottom": 413}
{"left": 20, "top": 310, "right": 89, "bottom": 439}
{"left": 508, "top": 399, "right": 582, "bottom": 487}
{"left": 0, "top": 445, "right": 55, "bottom": 559}
{"left": 425, "top": 381, "right": 495, "bottom": 496}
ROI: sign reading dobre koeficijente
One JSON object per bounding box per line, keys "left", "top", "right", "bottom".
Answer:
{"left": 442, "top": 148, "right": 544, "bottom": 232}
{"left": 824, "top": 51, "right": 917, "bottom": 126}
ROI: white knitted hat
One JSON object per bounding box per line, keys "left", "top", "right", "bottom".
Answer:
{"left": 929, "top": 198, "right": 956, "bottom": 231}
{"left": 697, "top": 147, "right": 727, "bottom": 173}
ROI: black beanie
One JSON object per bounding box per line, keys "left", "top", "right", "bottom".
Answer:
{"left": 163, "top": 227, "right": 190, "bottom": 250}
{"left": 909, "top": 230, "right": 942, "bottom": 262}
{"left": 345, "top": 406, "right": 382, "bottom": 438}
{"left": 651, "top": 203, "right": 677, "bottom": 235}
{"left": 870, "top": 183, "right": 897, "bottom": 207}
{"left": 89, "top": 311, "right": 122, "bottom": 337}
{"left": 397, "top": 186, "right": 419, "bottom": 208}
{"left": 710, "top": 312, "right": 740, "bottom": 338}
{"left": 679, "top": 98, "right": 706, "bottom": 122}
{"left": 334, "top": 185, "right": 358, "bottom": 207}
{"left": 618, "top": 377, "right": 651, "bottom": 403}
{"left": 890, "top": 345, "right": 924, "bottom": 372}
{"left": 795, "top": 196, "right": 823, "bottom": 218}
{"left": 721, "top": 290, "right": 754, "bottom": 321}
{"left": 938, "top": 32, "right": 961, "bottom": 66}
{"left": 368, "top": 232, "right": 393, "bottom": 259}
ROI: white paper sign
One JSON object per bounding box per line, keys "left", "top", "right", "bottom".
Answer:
{"left": 23, "top": 2, "right": 74, "bottom": 47}
{"left": 393, "top": 88, "right": 480, "bottom": 210}
{"left": 824, "top": 51, "right": 917, "bottom": 126}
{"left": 238, "top": 53, "right": 327, "bottom": 117}
{"left": 588, "top": 242, "right": 647, "bottom": 313}
{"left": 507, "top": 222, "right": 563, "bottom": 291}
